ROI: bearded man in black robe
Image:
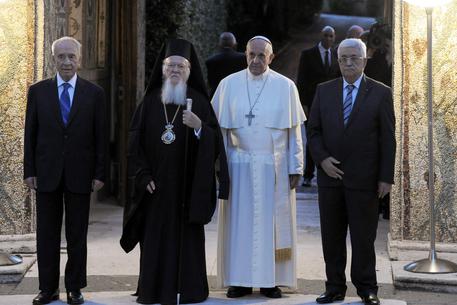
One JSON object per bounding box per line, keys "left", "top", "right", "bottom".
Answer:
{"left": 120, "top": 39, "right": 229, "bottom": 305}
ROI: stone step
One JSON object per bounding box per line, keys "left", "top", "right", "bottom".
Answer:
{"left": 0, "top": 291, "right": 407, "bottom": 305}
{"left": 0, "top": 256, "right": 35, "bottom": 284}
{"left": 392, "top": 261, "right": 457, "bottom": 293}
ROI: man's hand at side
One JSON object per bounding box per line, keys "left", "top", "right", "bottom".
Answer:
{"left": 24, "top": 177, "right": 37, "bottom": 189}
{"left": 321, "top": 157, "right": 344, "bottom": 179}
{"left": 289, "top": 174, "right": 301, "bottom": 189}
{"left": 92, "top": 179, "right": 104, "bottom": 192}
{"left": 378, "top": 181, "right": 392, "bottom": 199}
{"left": 146, "top": 180, "right": 156, "bottom": 194}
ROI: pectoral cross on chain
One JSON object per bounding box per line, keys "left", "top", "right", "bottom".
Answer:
{"left": 245, "top": 110, "right": 255, "bottom": 126}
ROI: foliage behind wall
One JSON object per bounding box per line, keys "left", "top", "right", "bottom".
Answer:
{"left": 145, "top": 0, "right": 226, "bottom": 84}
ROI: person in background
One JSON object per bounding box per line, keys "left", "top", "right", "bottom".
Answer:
{"left": 361, "top": 24, "right": 393, "bottom": 219}
{"left": 205, "top": 32, "right": 246, "bottom": 97}
{"left": 296, "top": 26, "right": 340, "bottom": 187}
{"left": 346, "top": 25, "right": 364, "bottom": 39}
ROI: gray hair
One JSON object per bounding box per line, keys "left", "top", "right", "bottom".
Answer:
{"left": 51, "top": 36, "right": 82, "bottom": 56}
{"left": 338, "top": 38, "right": 367, "bottom": 58}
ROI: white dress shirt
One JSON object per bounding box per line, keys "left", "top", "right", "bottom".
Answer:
{"left": 57, "top": 73, "right": 77, "bottom": 107}
{"left": 318, "top": 42, "right": 331, "bottom": 66}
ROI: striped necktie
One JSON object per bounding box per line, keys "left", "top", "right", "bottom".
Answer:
{"left": 60, "top": 82, "right": 71, "bottom": 126}
{"left": 343, "top": 84, "right": 354, "bottom": 126}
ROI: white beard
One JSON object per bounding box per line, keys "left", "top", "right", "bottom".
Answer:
{"left": 161, "top": 79, "right": 187, "bottom": 105}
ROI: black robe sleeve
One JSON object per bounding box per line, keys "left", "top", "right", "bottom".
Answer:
{"left": 187, "top": 93, "right": 229, "bottom": 225}
{"left": 120, "top": 97, "right": 152, "bottom": 253}
{"left": 121, "top": 90, "right": 230, "bottom": 251}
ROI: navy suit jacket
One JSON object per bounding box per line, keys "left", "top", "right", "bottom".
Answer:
{"left": 24, "top": 76, "right": 107, "bottom": 194}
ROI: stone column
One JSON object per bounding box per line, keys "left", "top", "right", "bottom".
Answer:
{"left": 0, "top": 0, "right": 43, "bottom": 253}
{"left": 390, "top": 0, "right": 457, "bottom": 290}
{"left": 0, "top": 0, "right": 66, "bottom": 282}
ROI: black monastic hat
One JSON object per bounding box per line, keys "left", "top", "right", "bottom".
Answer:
{"left": 145, "top": 38, "right": 208, "bottom": 99}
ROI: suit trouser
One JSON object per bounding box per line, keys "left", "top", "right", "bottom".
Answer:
{"left": 317, "top": 186, "right": 379, "bottom": 296}
{"left": 36, "top": 181, "right": 90, "bottom": 292}
{"left": 303, "top": 121, "right": 315, "bottom": 179}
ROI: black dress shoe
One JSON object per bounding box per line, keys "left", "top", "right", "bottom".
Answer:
{"left": 32, "top": 290, "right": 59, "bottom": 305}
{"left": 361, "top": 293, "right": 380, "bottom": 305}
{"left": 316, "top": 291, "right": 345, "bottom": 304}
{"left": 226, "top": 286, "right": 252, "bottom": 298}
{"left": 66, "top": 290, "right": 84, "bottom": 304}
{"left": 260, "top": 286, "right": 282, "bottom": 298}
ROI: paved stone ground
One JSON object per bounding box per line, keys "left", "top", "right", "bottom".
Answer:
{"left": 0, "top": 291, "right": 406, "bottom": 305}
{"left": 2, "top": 193, "right": 456, "bottom": 304}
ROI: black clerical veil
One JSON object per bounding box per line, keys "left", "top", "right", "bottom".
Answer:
{"left": 146, "top": 38, "right": 209, "bottom": 99}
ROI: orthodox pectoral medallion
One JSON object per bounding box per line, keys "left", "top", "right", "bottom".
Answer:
{"left": 161, "top": 104, "right": 181, "bottom": 144}
{"left": 161, "top": 124, "right": 176, "bottom": 144}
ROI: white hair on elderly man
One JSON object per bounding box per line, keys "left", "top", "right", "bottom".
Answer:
{"left": 161, "top": 59, "right": 191, "bottom": 105}
{"left": 337, "top": 38, "right": 367, "bottom": 58}
{"left": 51, "top": 36, "right": 82, "bottom": 56}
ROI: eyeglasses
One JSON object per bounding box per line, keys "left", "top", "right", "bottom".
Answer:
{"left": 338, "top": 56, "right": 364, "bottom": 63}
{"left": 165, "top": 63, "right": 188, "bottom": 71}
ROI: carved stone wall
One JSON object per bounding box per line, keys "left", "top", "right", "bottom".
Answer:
{"left": 391, "top": 0, "right": 457, "bottom": 245}
{"left": 0, "top": 0, "right": 39, "bottom": 236}
{"left": 0, "top": 0, "right": 111, "bottom": 244}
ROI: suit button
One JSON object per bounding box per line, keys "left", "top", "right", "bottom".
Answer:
{"left": 64, "top": 135, "right": 68, "bottom": 139}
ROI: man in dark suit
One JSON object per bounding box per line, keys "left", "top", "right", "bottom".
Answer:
{"left": 296, "top": 26, "right": 340, "bottom": 187}
{"left": 205, "top": 32, "right": 246, "bottom": 97}
{"left": 307, "top": 38, "right": 395, "bottom": 305}
{"left": 24, "top": 36, "right": 106, "bottom": 305}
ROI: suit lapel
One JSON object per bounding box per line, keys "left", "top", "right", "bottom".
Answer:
{"left": 49, "top": 77, "right": 65, "bottom": 128}
{"left": 335, "top": 78, "right": 344, "bottom": 128}
{"left": 67, "top": 77, "right": 85, "bottom": 127}
{"left": 330, "top": 49, "right": 339, "bottom": 74}
{"left": 346, "top": 75, "right": 370, "bottom": 128}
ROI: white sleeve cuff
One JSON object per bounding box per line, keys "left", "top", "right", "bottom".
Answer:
{"left": 194, "top": 127, "right": 202, "bottom": 139}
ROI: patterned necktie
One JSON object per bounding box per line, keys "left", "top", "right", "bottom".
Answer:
{"left": 60, "top": 82, "right": 71, "bottom": 126}
{"left": 324, "top": 50, "right": 330, "bottom": 73}
{"left": 343, "top": 84, "right": 354, "bottom": 126}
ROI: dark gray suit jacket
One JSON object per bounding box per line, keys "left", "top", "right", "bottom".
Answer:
{"left": 24, "top": 76, "right": 107, "bottom": 194}
{"left": 307, "top": 75, "right": 396, "bottom": 191}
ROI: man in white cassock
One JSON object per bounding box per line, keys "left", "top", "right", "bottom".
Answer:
{"left": 212, "top": 36, "right": 306, "bottom": 299}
